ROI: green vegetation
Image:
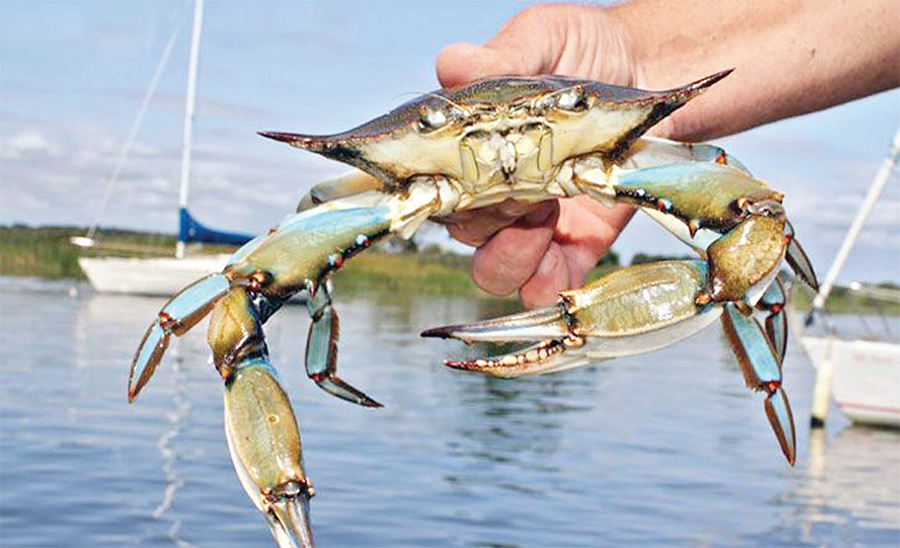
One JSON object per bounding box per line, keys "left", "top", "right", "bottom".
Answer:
{"left": 791, "top": 282, "right": 900, "bottom": 316}
{"left": 0, "top": 225, "right": 231, "bottom": 280}
{"left": 2, "top": 225, "right": 95, "bottom": 279}
{"left": 333, "top": 245, "right": 482, "bottom": 297}
{"left": 2, "top": 225, "right": 898, "bottom": 315}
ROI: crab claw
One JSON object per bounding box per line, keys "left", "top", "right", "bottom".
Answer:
{"left": 128, "top": 273, "right": 231, "bottom": 402}
{"left": 264, "top": 490, "right": 315, "bottom": 548}
{"left": 721, "top": 302, "right": 796, "bottom": 465}
{"left": 427, "top": 260, "right": 796, "bottom": 464}
{"left": 421, "top": 305, "right": 571, "bottom": 343}
{"left": 441, "top": 337, "right": 593, "bottom": 377}
{"left": 425, "top": 260, "right": 722, "bottom": 377}
{"left": 224, "top": 357, "right": 316, "bottom": 548}
{"left": 423, "top": 305, "right": 592, "bottom": 376}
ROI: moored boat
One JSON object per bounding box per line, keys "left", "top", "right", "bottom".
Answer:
{"left": 72, "top": 0, "right": 250, "bottom": 296}
{"left": 799, "top": 128, "right": 900, "bottom": 428}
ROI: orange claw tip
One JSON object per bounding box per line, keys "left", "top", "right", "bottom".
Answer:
{"left": 127, "top": 376, "right": 147, "bottom": 404}
{"left": 126, "top": 371, "right": 139, "bottom": 403}
{"left": 443, "top": 359, "right": 479, "bottom": 371}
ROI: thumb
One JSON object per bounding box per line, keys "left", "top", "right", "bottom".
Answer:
{"left": 436, "top": 7, "right": 566, "bottom": 87}
{"left": 436, "top": 43, "right": 529, "bottom": 87}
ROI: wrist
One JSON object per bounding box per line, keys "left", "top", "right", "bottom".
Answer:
{"left": 604, "top": 1, "right": 681, "bottom": 138}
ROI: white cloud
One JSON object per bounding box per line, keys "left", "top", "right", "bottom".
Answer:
{"left": 0, "top": 116, "right": 348, "bottom": 234}
{"left": 1, "top": 129, "right": 60, "bottom": 159}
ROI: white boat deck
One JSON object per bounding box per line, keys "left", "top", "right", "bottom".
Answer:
{"left": 79, "top": 255, "right": 230, "bottom": 296}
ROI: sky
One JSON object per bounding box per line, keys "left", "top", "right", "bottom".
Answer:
{"left": 1, "top": 0, "right": 898, "bottom": 285}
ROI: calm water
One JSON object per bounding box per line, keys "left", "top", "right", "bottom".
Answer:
{"left": 1, "top": 277, "right": 898, "bottom": 548}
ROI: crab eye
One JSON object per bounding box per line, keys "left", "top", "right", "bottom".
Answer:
{"left": 418, "top": 106, "right": 448, "bottom": 132}
{"left": 557, "top": 87, "right": 587, "bottom": 111}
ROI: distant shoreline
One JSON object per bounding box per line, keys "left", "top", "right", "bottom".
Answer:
{"left": 2, "top": 224, "right": 896, "bottom": 315}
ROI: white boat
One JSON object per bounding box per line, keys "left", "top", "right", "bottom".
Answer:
{"left": 802, "top": 327, "right": 900, "bottom": 427}
{"left": 73, "top": 0, "right": 250, "bottom": 296}
{"left": 799, "top": 128, "right": 900, "bottom": 428}
{"left": 78, "top": 255, "right": 229, "bottom": 296}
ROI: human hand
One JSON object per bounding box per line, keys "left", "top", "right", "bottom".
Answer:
{"left": 437, "top": 0, "right": 900, "bottom": 308}
{"left": 436, "top": 5, "right": 641, "bottom": 308}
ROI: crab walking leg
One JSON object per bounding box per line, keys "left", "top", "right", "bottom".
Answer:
{"left": 621, "top": 136, "right": 752, "bottom": 175}
{"left": 222, "top": 204, "right": 398, "bottom": 405}
{"left": 296, "top": 169, "right": 384, "bottom": 212}
{"left": 578, "top": 161, "right": 816, "bottom": 298}
{"left": 756, "top": 278, "right": 788, "bottom": 363}
{"left": 423, "top": 261, "right": 722, "bottom": 376}
{"left": 263, "top": 207, "right": 394, "bottom": 406}
{"left": 129, "top": 273, "right": 231, "bottom": 401}
{"left": 721, "top": 303, "right": 796, "bottom": 465}
{"left": 130, "top": 205, "right": 401, "bottom": 408}
{"left": 304, "top": 280, "right": 382, "bottom": 407}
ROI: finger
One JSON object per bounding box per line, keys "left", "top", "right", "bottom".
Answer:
{"left": 436, "top": 6, "right": 566, "bottom": 86}
{"left": 519, "top": 199, "right": 633, "bottom": 308}
{"left": 436, "top": 43, "right": 521, "bottom": 88}
{"left": 554, "top": 197, "right": 635, "bottom": 283}
{"left": 446, "top": 200, "right": 555, "bottom": 247}
{"left": 469, "top": 203, "right": 559, "bottom": 296}
{"left": 519, "top": 242, "right": 570, "bottom": 309}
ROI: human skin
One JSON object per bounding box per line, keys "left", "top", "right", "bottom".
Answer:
{"left": 436, "top": 0, "right": 900, "bottom": 308}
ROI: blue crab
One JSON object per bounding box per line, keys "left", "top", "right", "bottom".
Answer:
{"left": 128, "top": 70, "right": 817, "bottom": 547}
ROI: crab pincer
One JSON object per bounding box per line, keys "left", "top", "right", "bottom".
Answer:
{"left": 424, "top": 259, "right": 797, "bottom": 465}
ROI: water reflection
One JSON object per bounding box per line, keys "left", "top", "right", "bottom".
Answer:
{"left": 2, "top": 277, "right": 899, "bottom": 548}
{"left": 448, "top": 371, "right": 599, "bottom": 468}
{"left": 796, "top": 426, "right": 899, "bottom": 537}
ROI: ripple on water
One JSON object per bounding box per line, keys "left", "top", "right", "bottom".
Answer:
{"left": 1, "top": 278, "right": 898, "bottom": 547}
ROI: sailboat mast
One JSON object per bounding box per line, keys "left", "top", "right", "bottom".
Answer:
{"left": 176, "top": 0, "right": 204, "bottom": 259}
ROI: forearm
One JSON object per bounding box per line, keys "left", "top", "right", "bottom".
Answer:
{"left": 611, "top": 0, "right": 900, "bottom": 140}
